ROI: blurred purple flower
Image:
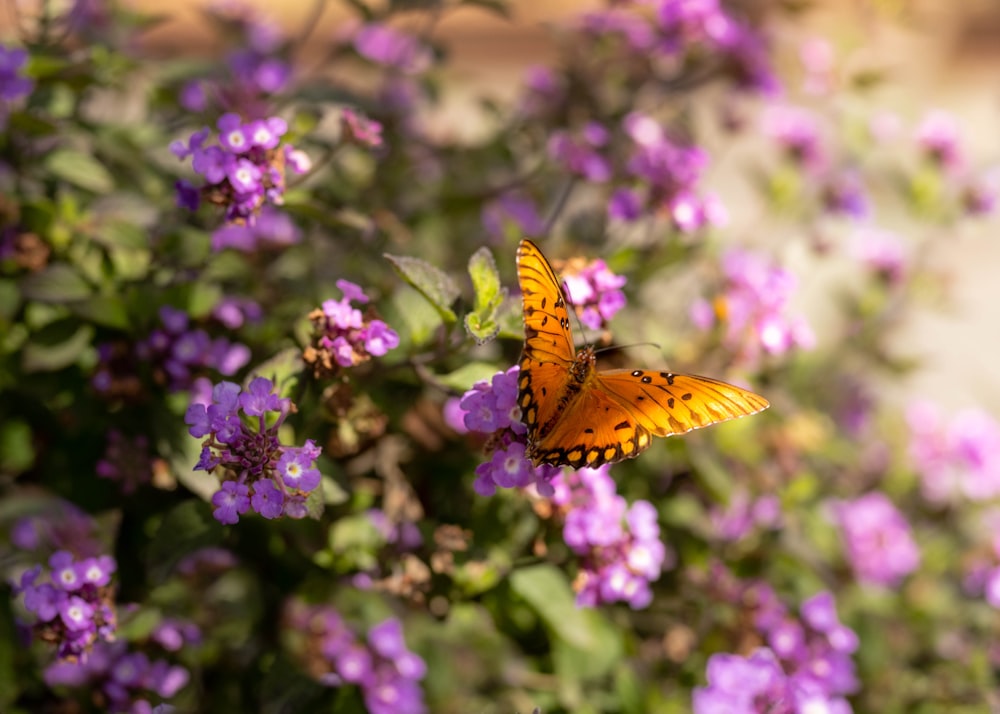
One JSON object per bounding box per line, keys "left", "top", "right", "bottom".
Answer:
{"left": 0, "top": 45, "right": 35, "bottom": 102}
{"left": 763, "top": 105, "right": 827, "bottom": 173}
{"left": 847, "top": 226, "right": 908, "bottom": 284}
{"left": 831, "top": 492, "right": 920, "bottom": 587}
{"left": 915, "top": 110, "right": 963, "bottom": 173}
{"left": 341, "top": 107, "right": 384, "bottom": 148}
{"left": 907, "top": 401, "right": 1000, "bottom": 504}
{"left": 548, "top": 123, "right": 613, "bottom": 182}
{"left": 482, "top": 192, "right": 545, "bottom": 242}
{"left": 823, "top": 170, "right": 870, "bottom": 219}
{"left": 561, "top": 257, "right": 628, "bottom": 331}
{"left": 354, "top": 23, "right": 432, "bottom": 74}
{"left": 96, "top": 429, "right": 153, "bottom": 495}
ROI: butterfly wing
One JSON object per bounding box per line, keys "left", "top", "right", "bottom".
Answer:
{"left": 595, "top": 368, "right": 769, "bottom": 437}
{"left": 528, "top": 382, "right": 656, "bottom": 468}
{"left": 516, "top": 239, "right": 579, "bottom": 449}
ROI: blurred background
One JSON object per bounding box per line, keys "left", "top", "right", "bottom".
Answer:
{"left": 116, "top": 0, "right": 1000, "bottom": 412}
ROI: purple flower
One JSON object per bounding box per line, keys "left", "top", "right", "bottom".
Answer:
{"left": 354, "top": 23, "right": 432, "bottom": 74}
{"left": 915, "top": 110, "right": 963, "bottom": 172}
{"left": 276, "top": 448, "right": 321, "bottom": 492}
{"left": 481, "top": 192, "right": 545, "bottom": 242}
{"left": 78, "top": 555, "right": 116, "bottom": 587}
{"left": 560, "top": 258, "right": 627, "bottom": 331}
{"left": 251, "top": 478, "right": 285, "bottom": 519}
{"left": 307, "top": 281, "right": 401, "bottom": 375}
{"left": 212, "top": 481, "right": 251, "bottom": 525}
{"left": 59, "top": 596, "right": 95, "bottom": 631}
{"left": 548, "top": 122, "right": 612, "bottom": 182}
{"left": 341, "top": 107, "right": 383, "bottom": 148}
{"left": 848, "top": 226, "right": 907, "bottom": 284}
{"left": 363, "top": 320, "right": 400, "bottom": 357}
{"left": 240, "top": 376, "right": 287, "bottom": 416}
{"left": 763, "top": 105, "right": 827, "bottom": 173}
{"left": 0, "top": 45, "right": 35, "bottom": 102}
{"left": 832, "top": 492, "right": 920, "bottom": 587}
{"left": 96, "top": 430, "right": 153, "bottom": 495}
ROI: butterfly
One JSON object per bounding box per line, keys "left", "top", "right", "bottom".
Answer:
{"left": 516, "top": 238, "right": 769, "bottom": 469}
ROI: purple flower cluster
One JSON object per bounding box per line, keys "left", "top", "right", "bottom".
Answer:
{"left": 0, "top": 44, "right": 34, "bottom": 126}
{"left": 44, "top": 640, "right": 189, "bottom": 713}
{"left": 456, "top": 365, "right": 559, "bottom": 498}
{"left": 708, "top": 489, "right": 782, "bottom": 542}
{"left": 690, "top": 248, "right": 814, "bottom": 364}
{"left": 693, "top": 647, "right": 851, "bottom": 714}
{"left": 171, "top": 112, "right": 310, "bottom": 228}
{"left": 559, "top": 256, "right": 628, "bottom": 331}
{"left": 185, "top": 377, "right": 323, "bottom": 524}
{"left": 915, "top": 110, "right": 962, "bottom": 174}
{"left": 906, "top": 401, "right": 1000, "bottom": 504}
{"left": 10, "top": 502, "right": 105, "bottom": 556}
{"left": 550, "top": 465, "right": 671, "bottom": 609}
{"left": 96, "top": 429, "right": 154, "bottom": 494}
{"left": 695, "top": 587, "right": 858, "bottom": 712}
{"left": 104, "top": 305, "right": 250, "bottom": 394}
{"left": 481, "top": 192, "right": 545, "bottom": 243}
{"left": 341, "top": 107, "right": 384, "bottom": 149}
{"left": 14, "top": 551, "right": 117, "bottom": 660}
{"left": 548, "top": 122, "right": 613, "bottom": 182}
{"left": 610, "top": 112, "right": 727, "bottom": 232}
{"left": 304, "top": 279, "right": 400, "bottom": 376}
{"left": 353, "top": 23, "right": 432, "bottom": 75}
{"left": 287, "top": 603, "right": 427, "bottom": 714}
{"left": 831, "top": 492, "right": 920, "bottom": 587}
{"left": 846, "top": 225, "right": 908, "bottom": 285}
{"left": 657, "top": 0, "right": 779, "bottom": 95}
{"left": 763, "top": 105, "right": 828, "bottom": 174}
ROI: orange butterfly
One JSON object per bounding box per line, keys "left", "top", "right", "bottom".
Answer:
{"left": 516, "top": 239, "right": 769, "bottom": 469}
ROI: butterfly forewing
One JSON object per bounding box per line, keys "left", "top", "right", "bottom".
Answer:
{"left": 514, "top": 238, "right": 769, "bottom": 468}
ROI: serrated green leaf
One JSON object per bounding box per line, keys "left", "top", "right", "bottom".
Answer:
{"left": 44, "top": 149, "right": 115, "bottom": 193}
{"left": 468, "top": 246, "right": 503, "bottom": 312}
{"left": 69, "top": 294, "right": 130, "bottom": 329}
{"left": 19, "top": 263, "right": 92, "bottom": 302}
{"left": 21, "top": 321, "right": 94, "bottom": 372}
{"left": 384, "top": 253, "right": 459, "bottom": 323}
{"left": 464, "top": 311, "right": 499, "bottom": 345}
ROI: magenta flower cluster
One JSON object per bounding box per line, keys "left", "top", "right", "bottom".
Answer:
{"left": 551, "top": 465, "right": 671, "bottom": 609}
{"left": 695, "top": 588, "right": 859, "bottom": 712}
{"left": 0, "top": 44, "right": 34, "bottom": 123}
{"left": 708, "top": 489, "right": 782, "bottom": 542}
{"left": 690, "top": 247, "right": 815, "bottom": 364}
{"left": 14, "top": 551, "right": 117, "bottom": 661}
{"left": 456, "top": 365, "right": 559, "bottom": 498}
{"left": 561, "top": 256, "right": 628, "bottom": 331}
{"left": 93, "top": 305, "right": 250, "bottom": 394}
{"left": 831, "top": 492, "right": 921, "bottom": 587}
{"left": 185, "top": 377, "right": 323, "bottom": 524}
{"left": 906, "top": 401, "right": 1000, "bottom": 504}
{"left": 289, "top": 604, "right": 428, "bottom": 714}
{"left": 610, "top": 112, "right": 727, "bottom": 232}
{"left": 307, "top": 279, "right": 401, "bottom": 372}
{"left": 171, "top": 112, "right": 310, "bottom": 227}
{"left": 44, "top": 640, "right": 189, "bottom": 713}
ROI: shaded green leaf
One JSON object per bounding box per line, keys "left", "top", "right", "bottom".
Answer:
{"left": 385, "top": 253, "right": 459, "bottom": 323}
{"left": 69, "top": 294, "right": 130, "bottom": 329}
{"left": 44, "top": 149, "right": 115, "bottom": 193}
{"left": 510, "top": 564, "right": 596, "bottom": 651}
{"left": 0, "top": 419, "right": 34, "bottom": 472}
{"left": 147, "top": 500, "right": 225, "bottom": 583}
{"left": 21, "top": 321, "right": 94, "bottom": 372}
{"left": 19, "top": 263, "right": 92, "bottom": 303}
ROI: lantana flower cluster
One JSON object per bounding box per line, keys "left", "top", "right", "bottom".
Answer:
{"left": 550, "top": 465, "right": 671, "bottom": 609}
{"left": 14, "top": 551, "right": 118, "bottom": 661}
{"left": 610, "top": 112, "right": 727, "bottom": 232}
{"left": 303, "top": 279, "right": 400, "bottom": 376}
{"left": 0, "top": 44, "right": 34, "bottom": 126}
{"left": 454, "top": 365, "right": 559, "bottom": 498}
{"left": 906, "top": 401, "right": 1000, "bottom": 505}
{"left": 185, "top": 377, "right": 323, "bottom": 524}
{"left": 831, "top": 491, "right": 921, "bottom": 587}
{"left": 44, "top": 640, "right": 190, "bottom": 713}
{"left": 171, "top": 112, "right": 310, "bottom": 227}
{"left": 93, "top": 305, "right": 250, "bottom": 397}
{"left": 287, "top": 603, "right": 428, "bottom": 714}
{"left": 559, "top": 255, "right": 628, "bottom": 332}
{"left": 690, "top": 247, "right": 815, "bottom": 364}
{"left": 708, "top": 488, "right": 782, "bottom": 542}
{"left": 695, "top": 587, "right": 859, "bottom": 712}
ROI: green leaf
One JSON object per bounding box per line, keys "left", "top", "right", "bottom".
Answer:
{"left": 147, "top": 500, "right": 225, "bottom": 583}
{"left": 509, "top": 564, "right": 597, "bottom": 651}
{"left": 0, "top": 419, "right": 35, "bottom": 472}
{"left": 384, "top": 253, "right": 459, "bottom": 323}
{"left": 21, "top": 321, "right": 94, "bottom": 373}
{"left": 0, "top": 279, "right": 20, "bottom": 322}
{"left": 437, "top": 362, "right": 501, "bottom": 391}
{"left": 19, "top": 263, "right": 93, "bottom": 303}
{"left": 464, "top": 246, "right": 508, "bottom": 344}
{"left": 69, "top": 294, "right": 130, "bottom": 329}
{"left": 44, "top": 149, "right": 116, "bottom": 193}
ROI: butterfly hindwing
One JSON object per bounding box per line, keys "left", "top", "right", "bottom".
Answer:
{"left": 595, "top": 369, "right": 770, "bottom": 437}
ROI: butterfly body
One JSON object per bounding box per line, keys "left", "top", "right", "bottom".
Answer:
{"left": 516, "top": 239, "right": 769, "bottom": 469}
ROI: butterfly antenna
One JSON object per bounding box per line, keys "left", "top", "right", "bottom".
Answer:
{"left": 560, "top": 278, "right": 595, "bottom": 347}
{"left": 593, "top": 342, "right": 662, "bottom": 356}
